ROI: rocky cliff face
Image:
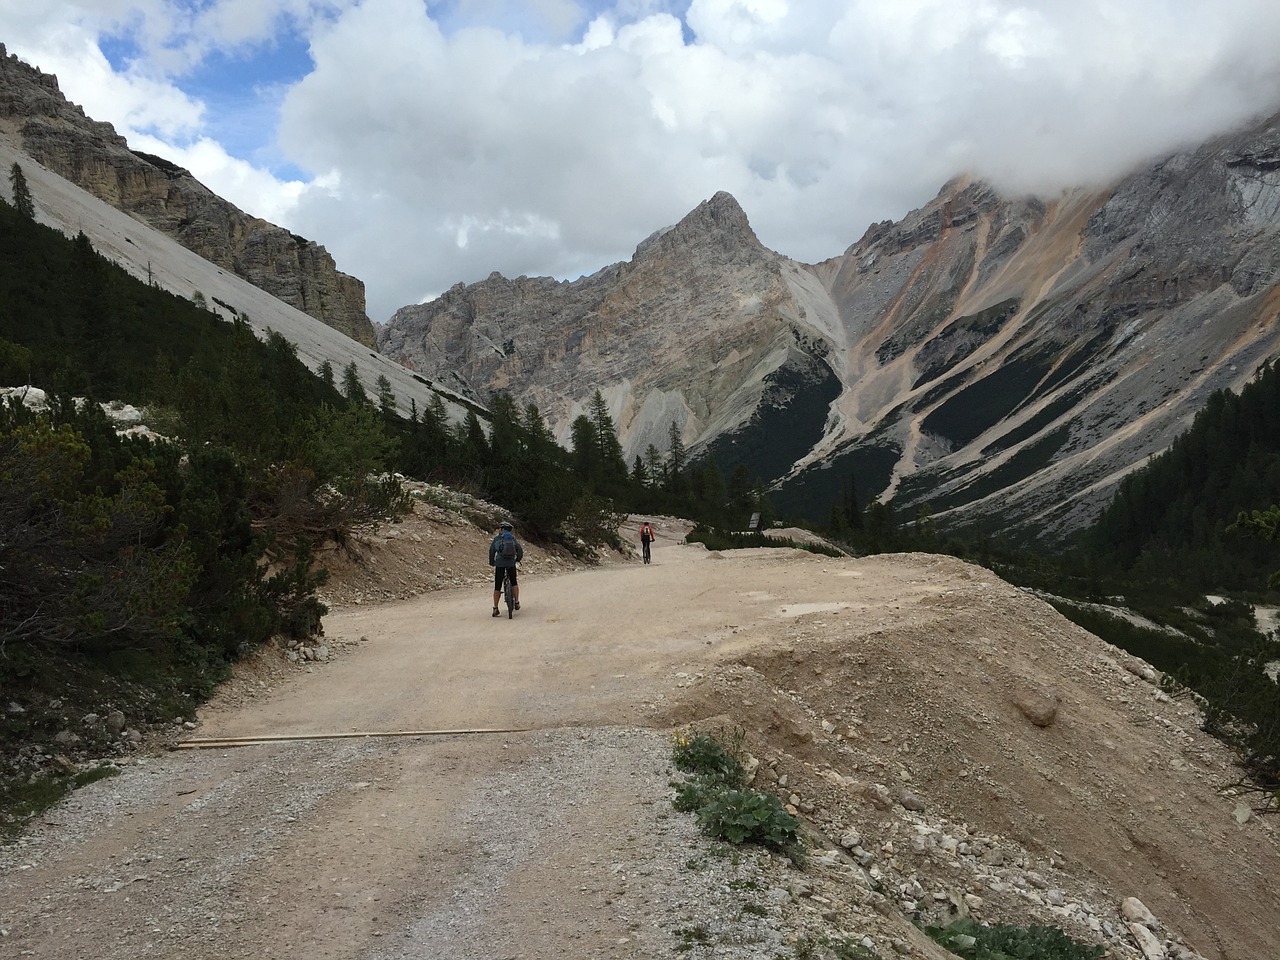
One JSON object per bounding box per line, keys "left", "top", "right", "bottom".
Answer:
{"left": 382, "top": 110, "right": 1280, "bottom": 542}
{"left": 381, "top": 191, "right": 840, "bottom": 460}
{"left": 0, "top": 44, "right": 376, "bottom": 347}
{"left": 788, "top": 112, "right": 1280, "bottom": 540}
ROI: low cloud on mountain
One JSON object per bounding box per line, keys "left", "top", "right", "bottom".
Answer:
{"left": 5, "top": 0, "right": 1280, "bottom": 320}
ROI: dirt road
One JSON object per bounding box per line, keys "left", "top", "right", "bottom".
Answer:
{"left": 0, "top": 539, "right": 907, "bottom": 960}
{"left": 3, "top": 527, "right": 1278, "bottom": 960}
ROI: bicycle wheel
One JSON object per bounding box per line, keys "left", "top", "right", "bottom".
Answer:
{"left": 504, "top": 572, "right": 514, "bottom": 618}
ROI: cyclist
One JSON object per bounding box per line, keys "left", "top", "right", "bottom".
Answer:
{"left": 639, "top": 520, "right": 655, "bottom": 564}
{"left": 489, "top": 521, "right": 523, "bottom": 617}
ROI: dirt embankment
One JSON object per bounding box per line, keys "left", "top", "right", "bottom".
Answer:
{"left": 1, "top": 496, "right": 1277, "bottom": 960}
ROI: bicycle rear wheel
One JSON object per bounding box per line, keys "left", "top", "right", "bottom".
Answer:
{"left": 503, "top": 572, "right": 514, "bottom": 618}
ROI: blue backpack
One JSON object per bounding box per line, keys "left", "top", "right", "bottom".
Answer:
{"left": 496, "top": 533, "right": 517, "bottom": 560}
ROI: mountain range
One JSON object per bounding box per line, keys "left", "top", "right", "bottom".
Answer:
{"left": 382, "top": 119, "right": 1280, "bottom": 542}
{"left": 4, "top": 40, "right": 1279, "bottom": 543}
{"left": 0, "top": 43, "right": 471, "bottom": 423}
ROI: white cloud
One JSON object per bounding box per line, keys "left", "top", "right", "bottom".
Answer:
{"left": 7, "top": 0, "right": 1280, "bottom": 323}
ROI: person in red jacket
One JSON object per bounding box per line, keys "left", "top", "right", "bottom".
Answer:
{"left": 639, "top": 521, "right": 655, "bottom": 564}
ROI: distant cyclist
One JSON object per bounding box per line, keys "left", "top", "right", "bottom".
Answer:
{"left": 639, "top": 520, "right": 655, "bottom": 564}
{"left": 489, "top": 521, "right": 523, "bottom": 617}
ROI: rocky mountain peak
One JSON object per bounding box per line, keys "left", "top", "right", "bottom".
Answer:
{"left": 634, "top": 190, "right": 763, "bottom": 264}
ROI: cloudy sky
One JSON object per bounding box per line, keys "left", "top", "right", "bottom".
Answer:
{"left": 5, "top": 1, "right": 1280, "bottom": 321}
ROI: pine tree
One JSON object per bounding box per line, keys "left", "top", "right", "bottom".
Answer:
{"left": 644, "top": 444, "right": 664, "bottom": 487}
{"left": 318, "top": 360, "right": 335, "bottom": 390}
{"left": 666, "top": 421, "right": 686, "bottom": 492}
{"left": 341, "top": 362, "right": 368, "bottom": 405}
{"left": 588, "top": 390, "right": 627, "bottom": 483}
{"left": 570, "top": 414, "right": 600, "bottom": 484}
{"left": 376, "top": 374, "right": 396, "bottom": 417}
{"left": 9, "top": 163, "right": 34, "bottom": 219}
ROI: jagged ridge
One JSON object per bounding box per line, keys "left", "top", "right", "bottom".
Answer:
{"left": 383, "top": 113, "right": 1280, "bottom": 542}
{"left": 0, "top": 43, "right": 377, "bottom": 348}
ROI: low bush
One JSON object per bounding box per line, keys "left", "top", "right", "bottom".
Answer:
{"left": 923, "top": 918, "right": 1103, "bottom": 960}
{"left": 686, "top": 525, "right": 845, "bottom": 558}
{"left": 670, "top": 728, "right": 803, "bottom": 860}
{"left": 697, "top": 788, "right": 801, "bottom": 850}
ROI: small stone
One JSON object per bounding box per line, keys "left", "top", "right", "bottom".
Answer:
{"left": 899, "top": 791, "right": 926, "bottom": 812}
{"left": 1128, "top": 922, "right": 1167, "bottom": 960}
{"left": 839, "top": 830, "right": 862, "bottom": 850}
{"left": 106, "top": 711, "right": 126, "bottom": 734}
{"left": 1013, "top": 688, "right": 1060, "bottom": 727}
{"left": 1121, "top": 897, "right": 1160, "bottom": 928}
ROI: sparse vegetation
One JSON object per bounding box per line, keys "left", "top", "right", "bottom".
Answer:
{"left": 8, "top": 162, "right": 34, "bottom": 219}
{"left": 685, "top": 526, "right": 845, "bottom": 558}
{"left": 922, "top": 918, "right": 1103, "bottom": 960}
{"left": 670, "top": 728, "right": 803, "bottom": 860}
{"left": 675, "top": 922, "right": 713, "bottom": 951}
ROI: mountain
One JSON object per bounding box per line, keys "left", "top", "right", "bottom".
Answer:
{"left": 0, "top": 43, "right": 377, "bottom": 348}
{"left": 0, "top": 111, "right": 468, "bottom": 423}
{"left": 381, "top": 113, "right": 1280, "bottom": 542}
{"left": 379, "top": 190, "right": 841, "bottom": 474}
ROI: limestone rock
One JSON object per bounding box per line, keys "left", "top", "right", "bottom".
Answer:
{"left": 381, "top": 111, "right": 1280, "bottom": 543}
{"left": 1013, "top": 687, "right": 1061, "bottom": 727}
{"left": 0, "top": 45, "right": 376, "bottom": 347}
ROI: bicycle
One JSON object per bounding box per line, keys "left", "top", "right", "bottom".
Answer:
{"left": 501, "top": 568, "right": 515, "bottom": 619}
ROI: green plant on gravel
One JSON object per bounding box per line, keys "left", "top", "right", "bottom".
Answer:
{"left": 0, "top": 765, "right": 118, "bottom": 839}
{"left": 923, "top": 918, "right": 1104, "bottom": 960}
{"left": 792, "top": 936, "right": 879, "bottom": 959}
{"left": 697, "top": 789, "right": 801, "bottom": 851}
{"left": 670, "top": 727, "right": 804, "bottom": 861}
{"left": 676, "top": 923, "right": 713, "bottom": 952}
{"left": 672, "top": 730, "right": 746, "bottom": 787}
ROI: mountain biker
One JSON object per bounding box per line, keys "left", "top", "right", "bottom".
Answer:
{"left": 639, "top": 520, "right": 655, "bottom": 564}
{"left": 489, "top": 521, "right": 523, "bottom": 617}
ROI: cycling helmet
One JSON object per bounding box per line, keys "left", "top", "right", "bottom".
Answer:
{"left": 499, "top": 521, "right": 514, "bottom": 530}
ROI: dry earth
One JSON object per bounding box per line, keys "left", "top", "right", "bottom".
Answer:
{"left": 2, "top": 492, "right": 1278, "bottom": 960}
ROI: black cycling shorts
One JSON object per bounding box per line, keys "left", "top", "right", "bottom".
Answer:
{"left": 494, "top": 566, "right": 518, "bottom": 590}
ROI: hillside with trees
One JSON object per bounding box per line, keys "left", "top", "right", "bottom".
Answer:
{"left": 0, "top": 175, "right": 787, "bottom": 823}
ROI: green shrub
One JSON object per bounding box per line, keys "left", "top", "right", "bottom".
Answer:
{"left": 923, "top": 918, "right": 1103, "bottom": 960}
{"left": 669, "top": 728, "right": 804, "bottom": 860}
{"left": 686, "top": 525, "right": 845, "bottom": 558}
{"left": 672, "top": 732, "right": 746, "bottom": 788}
{"left": 697, "top": 789, "right": 801, "bottom": 850}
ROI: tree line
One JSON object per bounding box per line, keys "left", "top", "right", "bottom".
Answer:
{"left": 0, "top": 173, "right": 779, "bottom": 682}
